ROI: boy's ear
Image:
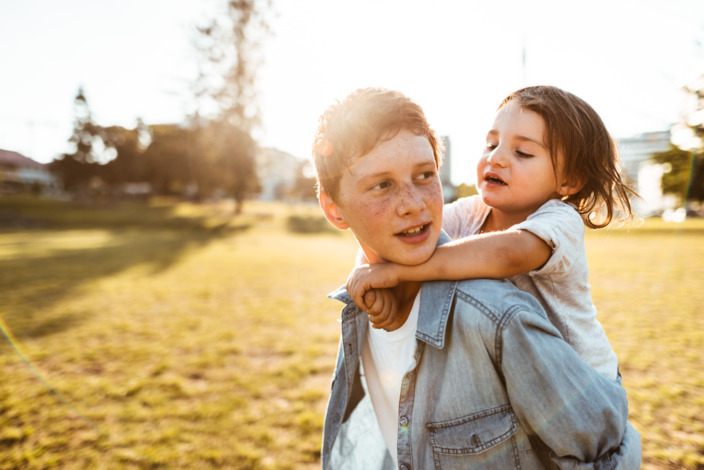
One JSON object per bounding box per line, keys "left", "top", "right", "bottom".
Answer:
{"left": 559, "top": 174, "right": 586, "bottom": 197}
{"left": 319, "top": 190, "right": 349, "bottom": 230}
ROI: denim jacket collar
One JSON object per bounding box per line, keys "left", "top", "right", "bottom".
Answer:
{"left": 328, "top": 231, "right": 455, "bottom": 350}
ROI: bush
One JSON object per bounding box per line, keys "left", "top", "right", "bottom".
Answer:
{"left": 286, "top": 215, "right": 333, "bottom": 234}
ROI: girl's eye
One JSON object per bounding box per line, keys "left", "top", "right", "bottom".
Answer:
{"left": 486, "top": 142, "right": 497, "bottom": 150}
{"left": 516, "top": 150, "right": 534, "bottom": 158}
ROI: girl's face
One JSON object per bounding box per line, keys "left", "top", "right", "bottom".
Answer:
{"left": 476, "top": 101, "right": 576, "bottom": 225}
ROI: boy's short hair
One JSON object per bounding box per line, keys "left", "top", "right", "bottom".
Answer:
{"left": 312, "top": 87, "right": 443, "bottom": 203}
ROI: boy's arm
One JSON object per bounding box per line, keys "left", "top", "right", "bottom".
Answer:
{"left": 500, "top": 307, "right": 641, "bottom": 467}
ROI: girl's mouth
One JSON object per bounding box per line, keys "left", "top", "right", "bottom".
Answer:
{"left": 485, "top": 175, "right": 507, "bottom": 185}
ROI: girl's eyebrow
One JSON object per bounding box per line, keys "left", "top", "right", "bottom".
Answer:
{"left": 515, "top": 135, "right": 548, "bottom": 150}
{"left": 487, "top": 130, "right": 548, "bottom": 150}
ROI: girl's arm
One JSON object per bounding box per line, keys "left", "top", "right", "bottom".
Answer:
{"left": 348, "top": 249, "right": 402, "bottom": 331}
{"left": 347, "top": 229, "right": 551, "bottom": 308}
{"left": 403, "top": 229, "right": 551, "bottom": 280}
{"left": 361, "top": 289, "right": 403, "bottom": 331}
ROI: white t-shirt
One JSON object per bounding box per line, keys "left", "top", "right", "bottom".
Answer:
{"left": 443, "top": 196, "right": 618, "bottom": 380}
{"left": 361, "top": 290, "right": 421, "bottom": 466}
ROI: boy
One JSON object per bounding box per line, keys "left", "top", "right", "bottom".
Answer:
{"left": 313, "top": 87, "right": 640, "bottom": 469}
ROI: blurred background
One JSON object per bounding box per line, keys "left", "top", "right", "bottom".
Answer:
{"left": 1, "top": 0, "right": 703, "bottom": 210}
{"left": 1, "top": 0, "right": 704, "bottom": 469}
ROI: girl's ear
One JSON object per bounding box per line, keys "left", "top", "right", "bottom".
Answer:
{"left": 559, "top": 174, "right": 586, "bottom": 197}
{"left": 319, "top": 190, "right": 349, "bottom": 230}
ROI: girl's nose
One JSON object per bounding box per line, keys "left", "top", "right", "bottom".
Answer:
{"left": 486, "top": 147, "right": 507, "bottom": 168}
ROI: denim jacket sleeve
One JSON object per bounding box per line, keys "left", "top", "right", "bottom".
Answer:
{"left": 499, "top": 306, "right": 641, "bottom": 469}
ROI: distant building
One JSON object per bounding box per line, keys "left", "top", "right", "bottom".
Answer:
{"left": 616, "top": 130, "right": 673, "bottom": 215}
{"left": 257, "top": 147, "right": 303, "bottom": 201}
{"left": 439, "top": 135, "right": 457, "bottom": 202}
{"left": 0, "top": 149, "right": 59, "bottom": 194}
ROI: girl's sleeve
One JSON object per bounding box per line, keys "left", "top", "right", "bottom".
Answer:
{"left": 442, "top": 195, "right": 488, "bottom": 239}
{"left": 511, "top": 200, "right": 584, "bottom": 276}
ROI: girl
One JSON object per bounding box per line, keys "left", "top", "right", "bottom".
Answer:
{"left": 347, "top": 85, "right": 638, "bottom": 380}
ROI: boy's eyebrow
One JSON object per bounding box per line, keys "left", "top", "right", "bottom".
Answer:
{"left": 487, "top": 130, "right": 548, "bottom": 150}
{"left": 356, "top": 161, "right": 436, "bottom": 185}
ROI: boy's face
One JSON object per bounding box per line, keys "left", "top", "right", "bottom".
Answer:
{"left": 320, "top": 129, "right": 443, "bottom": 265}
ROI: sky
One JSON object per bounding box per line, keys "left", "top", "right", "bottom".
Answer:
{"left": 1, "top": 0, "right": 703, "bottom": 185}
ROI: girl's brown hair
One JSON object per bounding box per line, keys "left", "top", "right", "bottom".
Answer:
{"left": 500, "top": 86, "right": 638, "bottom": 228}
{"left": 312, "top": 87, "right": 443, "bottom": 203}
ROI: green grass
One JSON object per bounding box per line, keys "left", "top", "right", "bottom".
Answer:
{"left": 1, "top": 196, "right": 703, "bottom": 469}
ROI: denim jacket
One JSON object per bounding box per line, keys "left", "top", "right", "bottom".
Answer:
{"left": 321, "top": 236, "right": 641, "bottom": 470}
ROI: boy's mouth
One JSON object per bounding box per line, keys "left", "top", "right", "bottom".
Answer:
{"left": 397, "top": 224, "right": 428, "bottom": 236}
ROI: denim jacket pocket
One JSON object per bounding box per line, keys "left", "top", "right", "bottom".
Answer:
{"left": 427, "top": 404, "right": 519, "bottom": 455}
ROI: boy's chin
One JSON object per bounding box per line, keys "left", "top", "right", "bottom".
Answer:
{"left": 384, "top": 247, "right": 435, "bottom": 266}
{"left": 360, "top": 235, "right": 437, "bottom": 266}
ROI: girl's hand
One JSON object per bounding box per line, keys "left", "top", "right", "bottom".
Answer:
{"left": 362, "top": 289, "right": 402, "bottom": 331}
{"left": 346, "top": 264, "right": 400, "bottom": 311}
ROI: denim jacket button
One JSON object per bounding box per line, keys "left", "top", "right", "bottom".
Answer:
{"left": 399, "top": 465, "right": 409, "bottom": 470}
{"left": 399, "top": 416, "right": 408, "bottom": 426}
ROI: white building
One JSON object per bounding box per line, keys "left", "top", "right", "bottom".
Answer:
{"left": 0, "top": 149, "right": 59, "bottom": 194}
{"left": 439, "top": 135, "right": 457, "bottom": 202}
{"left": 256, "top": 147, "right": 303, "bottom": 201}
{"left": 616, "top": 130, "right": 674, "bottom": 216}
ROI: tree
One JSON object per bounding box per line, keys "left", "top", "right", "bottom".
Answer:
{"left": 653, "top": 74, "right": 704, "bottom": 204}
{"left": 651, "top": 145, "right": 704, "bottom": 203}
{"left": 201, "top": 121, "right": 260, "bottom": 211}
{"left": 685, "top": 75, "right": 704, "bottom": 144}
{"left": 101, "top": 120, "right": 150, "bottom": 187}
{"left": 191, "top": 0, "right": 271, "bottom": 212}
{"left": 289, "top": 160, "right": 318, "bottom": 201}
{"left": 49, "top": 87, "right": 104, "bottom": 196}
{"left": 194, "top": 0, "right": 270, "bottom": 132}
{"left": 142, "top": 124, "right": 199, "bottom": 196}
{"left": 455, "top": 183, "right": 478, "bottom": 200}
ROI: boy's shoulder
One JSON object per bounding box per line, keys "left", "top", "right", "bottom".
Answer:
{"left": 419, "top": 278, "right": 547, "bottom": 333}
{"left": 452, "top": 278, "right": 545, "bottom": 319}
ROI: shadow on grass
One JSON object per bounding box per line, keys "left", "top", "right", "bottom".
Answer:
{"left": 2, "top": 227, "right": 250, "bottom": 340}
{"left": 0, "top": 198, "right": 254, "bottom": 340}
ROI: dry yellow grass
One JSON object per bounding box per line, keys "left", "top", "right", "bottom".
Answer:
{"left": 1, "top": 197, "right": 703, "bottom": 468}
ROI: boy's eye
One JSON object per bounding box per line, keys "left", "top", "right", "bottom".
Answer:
{"left": 417, "top": 171, "right": 436, "bottom": 180}
{"left": 371, "top": 181, "right": 391, "bottom": 191}
{"left": 486, "top": 142, "right": 497, "bottom": 150}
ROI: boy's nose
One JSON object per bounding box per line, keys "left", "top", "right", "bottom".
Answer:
{"left": 396, "top": 183, "right": 424, "bottom": 216}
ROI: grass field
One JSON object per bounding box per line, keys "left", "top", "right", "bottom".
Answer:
{"left": 1, "top": 196, "right": 703, "bottom": 469}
